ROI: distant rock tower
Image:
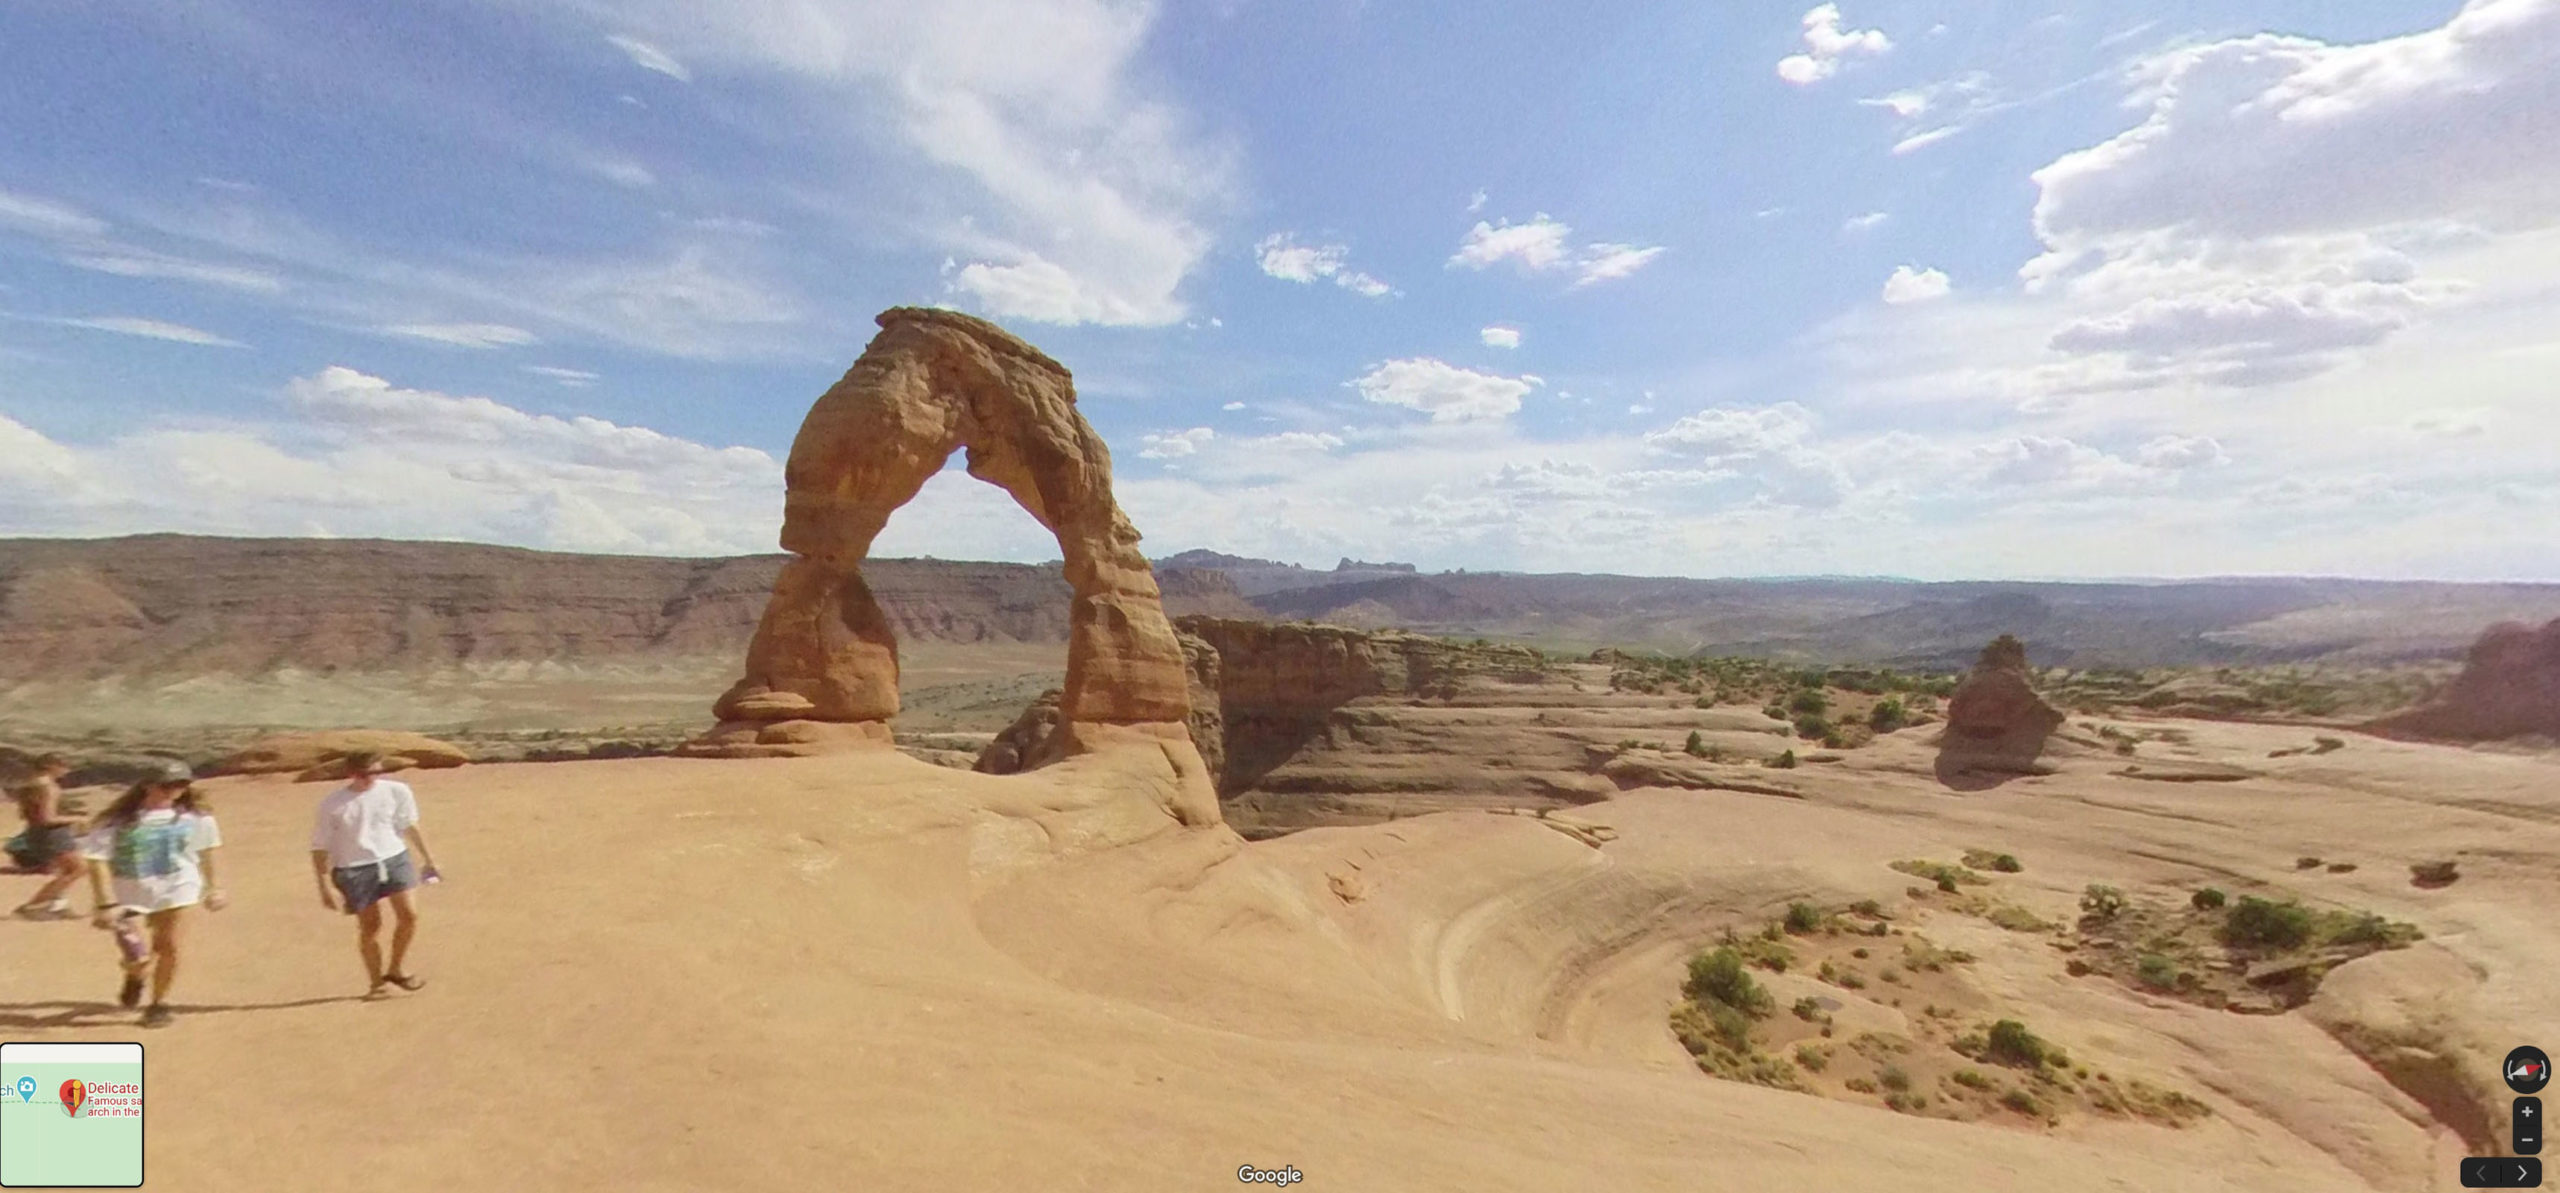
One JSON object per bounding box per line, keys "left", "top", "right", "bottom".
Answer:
{"left": 1934, "top": 633, "right": 2067, "bottom": 784}
{"left": 684, "top": 308, "right": 1215, "bottom": 822}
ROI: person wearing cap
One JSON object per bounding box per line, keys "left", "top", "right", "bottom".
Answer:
{"left": 309, "top": 752, "right": 439, "bottom": 998}
{"left": 9, "top": 753, "right": 83, "bottom": 918}
{"left": 81, "top": 759, "right": 227, "bottom": 1028}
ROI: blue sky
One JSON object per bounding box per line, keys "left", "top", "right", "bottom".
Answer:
{"left": 2, "top": 0, "right": 2554, "bottom": 578}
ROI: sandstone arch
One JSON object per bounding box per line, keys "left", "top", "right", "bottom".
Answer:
{"left": 686, "top": 309, "right": 1214, "bottom": 819}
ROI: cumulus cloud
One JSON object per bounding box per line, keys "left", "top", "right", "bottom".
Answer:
{"left": 1644, "top": 402, "right": 1852, "bottom": 508}
{"left": 1450, "top": 214, "right": 1666, "bottom": 287}
{"left": 1353, "top": 358, "right": 1540, "bottom": 423}
{"left": 56, "top": 316, "right": 245, "bottom": 348}
{"left": 1972, "top": 435, "right": 2147, "bottom": 489}
{"left": 2017, "top": 0, "right": 2560, "bottom": 388}
{"left": 1253, "top": 233, "right": 1394, "bottom": 299}
{"left": 1881, "top": 265, "right": 1951, "bottom": 304}
{"left": 606, "top": 34, "right": 691, "bottom": 82}
{"left": 1138, "top": 427, "right": 1215, "bottom": 459}
{"left": 1480, "top": 325, "right": 1522, "bottom": 349}
{"left": 0, "top": 367, "right": 781, "bottom": 554}
{"left": 1262, "top": 431, "right": 1344, "bottom": 451}
{"left": 1778, "top": 4, "right": 1892, "bottom": 85}
{"left": 2134, "top": 434, "right": 2229, "bottom": 469}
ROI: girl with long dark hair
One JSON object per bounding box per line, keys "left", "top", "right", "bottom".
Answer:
{"left": 82, "top": 760, "right": 227, "bottom": 1027}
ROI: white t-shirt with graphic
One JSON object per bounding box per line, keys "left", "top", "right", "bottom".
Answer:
{"left": 310, "top": 780, "right": 420, "bottom": 869}
{"left": 82, "top": 809, "right": 222, "bottom": 913}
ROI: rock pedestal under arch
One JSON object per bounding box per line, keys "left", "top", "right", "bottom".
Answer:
{"left": 683, "top": 308, "right": 1217, "bottom": 824}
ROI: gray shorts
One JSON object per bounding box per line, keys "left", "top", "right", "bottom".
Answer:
{"left": 330, "top": 851, "right": 417, "bottom": 915}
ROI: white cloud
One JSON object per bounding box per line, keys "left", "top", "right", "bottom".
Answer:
{"left": 1220, "top": 400, "right": 1246, "bottom": 411}
{"left": 2134, "top": 434, "right": 2229, "bottom": 469}
{"left": 1452, "top": 216, "right": 1573, "bottom": 272}
{"left": 1479, "top": 325, "right": 1522, "bottom": 349}
{"left": 1842, "top": 211, "right": 1890, "bottom": 234}
{"left": 56, "top": 316, "right": 245, "bottom": 348}
{"left": 1466, "top": 188, "right": 1489, "bottom": 214}
{"left": 0, "top": 367, "right": 781, "bottom": 554}
{"left": 2012, "top": 0, "right": 2560, "bottom": 388}
{"left": 1643, "top": 402, "right": 1852, "bottom": 508}
{"left": 63, "top": 250, "right": 285, "bottom": 294}
{"left": 1263, "top": 431, "right": 1344, "bottom": 451}
{"left": 1252, "top": 233, "right": 1393, "bottom": 299}
{"left": 1450, "top": 214, "right": 1666, "bottom": 287}
{"left": 1891, "top": 126, "right": 1965, "bottom": 155}
{"left": 0, "top": 187, "right": 109, "bottom": 239}
{"left": 1777, "top": 4, "right": 1892, "bottom": 85}
{"left": 566, "top": 2, "right": 1229, "bottom": 328}
{"left": 1352, "top": 358, "right": 1540, "bottom": 423}
{"left": 606, "top": 34, "right": 692, "bottom": 82}
{"left": 378, "top": 322, "right": 540, "bottom": 349}
{"left": 525, "top": 365, "right": 601, "bottom": 386}
{"left": 1881, "top": 264, "right": 1951, "bottom": 304}
{"left": 1972, "top": 435, "right": 2147, "bottom": 489}
{"left": 1138, "top": 427, "right": 1215, "bottom": 459}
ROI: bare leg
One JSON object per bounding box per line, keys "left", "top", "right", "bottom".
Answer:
{"left": 356, "top": 902, "right": 386, "bottom": 988}
{"left": 147, "top": 908, "right": 186, "bottom": 1005}
{"left": 32, "top": 855, "right": 80, "bottom": 905}
{"left": 384, "top": 889, "right": 420, "bottom": 978}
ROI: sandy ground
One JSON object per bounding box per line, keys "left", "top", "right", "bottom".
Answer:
{"left": 3, "top": 721, "right": 2552, "bottom": 1192}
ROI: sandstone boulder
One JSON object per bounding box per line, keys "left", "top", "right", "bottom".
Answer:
{"left": 2369, "top": 617, "right": 2560, "bottom": 743}
{"left": 1935, "top": 634, "right": 2066, "bottom": 786}
{"left": 210, "top": 731, "right": 469, "bottom": 780}
{"left": 974, "top": 690, "right": 1065, "bottom": 775}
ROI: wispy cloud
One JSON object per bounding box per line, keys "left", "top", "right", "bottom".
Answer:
{"left": 54, "top": 316, "right": 246, "bottom": 348}
{"left": 377, "top": 322, "right": 540, "bottom": 349}
{"left": 1450, "top": 214, "right": 1667, "bottom": 288}
{"left": 606, "top": 34, "right": 692, "bottom": 82}
{"left": 1254, "top": 233, "right": 1394, "bottom": 299}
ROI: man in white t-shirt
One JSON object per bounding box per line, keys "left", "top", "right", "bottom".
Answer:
{"left": 308, "top": 752, "right": 441, "bottom": 998}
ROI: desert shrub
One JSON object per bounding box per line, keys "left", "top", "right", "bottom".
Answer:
{"left": 2325, "top": 911, "right": 2399, "bottom": 947}
{"left": 1868, "top": 698, "right": 1907, "bottom": 732}
{"left": 1816, "top": 960, "right": 1837, "bottom": 982}
{"left": 2220, "top": 896, "right": 2314, "bottom": 950}
{"left": 1990, "top": 854, "right": 2023, "bottom": 873}
{"left": 2135, "top": 953, "right": 2180, "bottom": 990}
{"left": 1879, "top": 967, "right": 1902, "bottom": 984}
{"left": 1685, "top": 730, "right": 1706, "bottom": 756}
{"left": 1789, "top": 689, "right": 1830, "bottom": 715}
{"left": 1616, "top": 738, "right": 1643, "bottom": 752}
{"left": 2113, "top": 739, "right": 2138, "bottom": 756}
{"left": 1762, "top": 703, "right": 1788, "bottom": 721}
{"left": 1791, "top": 996, "right": 1825, "bottom": 1021}
{"left": 2294, "top": 856, "right": 2323, "bottom": 870}
{"left": 1843, "top": 1076, "right": 1877, "bottom": 1094}
{"left": 1983, "top": 903, "right": 2052, "bottom": 933}
{"left": 1685, "top": 948, "right": 1773, "bottom": 1016}
{"left": 1792, "top": 713, "right": 1832, "bottom": 740}
{"left": 2311, "top": 736, "right": 2345, "bottom": 754}
{"left": 1795, "top": 1044, "right": 1830, "bottom": 1072}
{"left": 1769, "top": 749, "right": 1798, "bottom": 769}
{"left": 1879, "top": 1065, "right": 1912, "bottom": 1092}
{"left": 1670, "top": 1000, "right": 1756, "bottom": 1057}
{"left": 1936, "top": 873, "right": 1960, "bottom": 894}
{"left": 1951, "top": 1068, "right": 1994, "bottom": 1092}
{"left": 1848, "top": 899, "right": 1884, "bottom": 919}
{"left": 2001, "top": 1088, "right": 2046, "bottom": 1116}
{"left": 1984, "top": 1019, "right": 2049, "bottom": 1069}
{"left": 2190, "top": 888, "right": 2227, "bottom": 911}
{"left": 1694, "top": 694, "right": 1715, "bottom": 709}
{"left": 2078, "top": 884, "right": 2128, "bottom": 922}
{"left": 1783, "top": 901, "right": 1827, "bottom": 934}
{"left": 1835, "top": 971, "right": 1867, "bottom": 991}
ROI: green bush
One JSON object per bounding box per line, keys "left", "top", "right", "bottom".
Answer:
{"left": 1984, "top": 1019, "right": 2049, "bottom": 1068}
{"left": 2190, "top": 888, "right": 2227, "bottom": 911}
{"left": 1791, "top": 996, "right": 1825, "bottom": 1021}
{"left": 1951, "top": 1068, "right": 1994, "bottom": 1092}
{"left": 1868, "top": 698, "right": 1908, "bottom": 732}
{"left": 1762, "top": 704, "right": 1788, "bottom": 721}
{"left": 1783, "top": 901, "right": 1827, "bottom": 934}
{"left": 2220, "top": 896, "right": 2314, "bottom": 950}
{"left": 1795, "top": 1044, "right": 1830, "bottom": 1072}
{"left": 1879, "top": 1065, "right": 1911, "bottom": 1092}
{"left": 2135, "top": 953, "right": 2180, "bottom": 990}
{"left": 2001, "top": 1088, "right": 2046, "bottom": 1116}
{"left": 2079, "top": 884, "right": 2128, "bottom": 922}
{"left": 1685, "top": 730, "right": 1707, "bottom": 756}
{"left": 1790, "top": 689, "right": 1830, "bottom": 715}
{"left": 1770, "top": 749, "right": 1798, "bottom": 769}
{"left": 1793, "top": 713, "right": 1833, "bottom": 741}
{"left": 1685, "top": 948, "right": 1773, "bottom": 1016}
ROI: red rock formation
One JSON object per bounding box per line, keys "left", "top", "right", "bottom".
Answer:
{"left": 689, "top": 309, "right": 1215, "bottom": 822}
{"left": 2370, "top": 617, "right": 2560, "bottom": 742}
{"left": 1936, "top": 634, "right": 2065, "bottom": 783}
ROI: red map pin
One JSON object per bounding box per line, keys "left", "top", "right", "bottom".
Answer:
{"left": 59, "top": 1078, "right": 86, "bottom": 1118}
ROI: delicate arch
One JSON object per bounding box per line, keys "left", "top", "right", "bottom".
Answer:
{"left": 692, "top": 308, "right": 1195, "bottom": 765}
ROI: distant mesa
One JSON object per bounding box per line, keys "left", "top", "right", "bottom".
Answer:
{"left": 685, "top": 308, "right": 1218, "bottom": 826}
{"left": 2369, "top": 616, "right": 2560, "bottom": 743}
{"left": 1933, "top": 633, "right": 2067, "bottom": 788}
